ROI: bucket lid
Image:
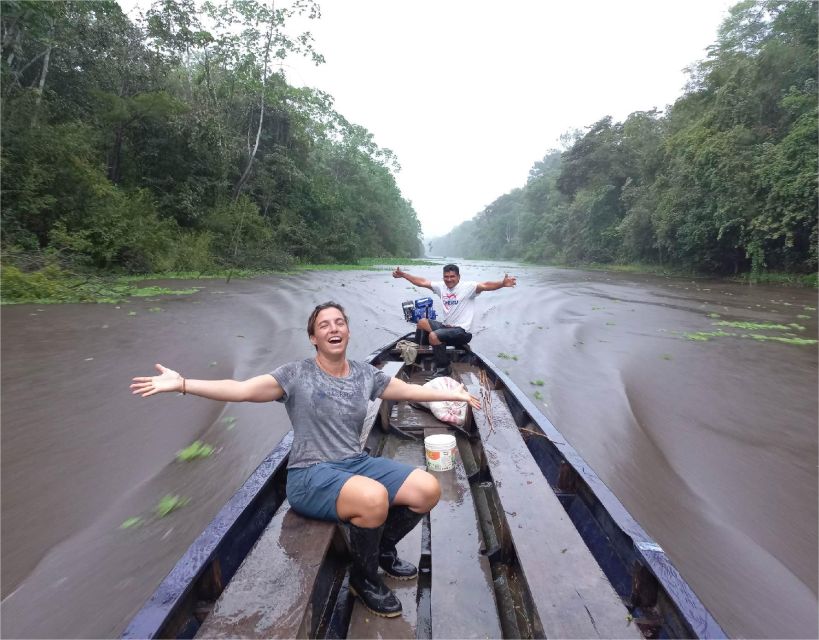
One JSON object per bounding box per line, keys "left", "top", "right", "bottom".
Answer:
{"left": 424, "top": 433, "right": 456, "bottom": 447}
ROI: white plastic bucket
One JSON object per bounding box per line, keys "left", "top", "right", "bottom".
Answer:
{"left": 424, "top": 434, "right": 457, "bottom": 472}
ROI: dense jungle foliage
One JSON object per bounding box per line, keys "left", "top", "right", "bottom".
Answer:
{"left": 1, "top": 0, "right": 423, "bottom": 281}
{"left": 431, "top": 0, "right": 817, "bottom": 278}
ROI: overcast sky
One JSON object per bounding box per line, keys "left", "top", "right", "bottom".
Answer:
{"left": 119, "top": 0, "right": 738, "bottom": 239}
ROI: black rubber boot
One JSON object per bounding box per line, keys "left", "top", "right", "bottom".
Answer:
{"left": 345, "top": 522, "right": 402, "bottom": 617}
{"left": 379, "top": 506, "right": 424, "bottom": 579}
{"left": 431, "top": 344, "right": 452, "bottom": 378}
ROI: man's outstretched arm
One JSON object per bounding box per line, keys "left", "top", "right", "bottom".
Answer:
{"left": 476, "top": 273, "right": 517, "bottom": 293}
{"left": 393, "top": 266, "right": 433, "bottom": 290}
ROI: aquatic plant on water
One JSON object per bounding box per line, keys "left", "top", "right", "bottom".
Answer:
{"left": 154, "top": 494, "right": 190, "bottom": 518}
{"left": 175, "top": 440, "right": 214, "bottom": 461}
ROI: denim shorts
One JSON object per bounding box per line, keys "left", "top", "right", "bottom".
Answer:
{"left": 286, "top": 453, "right": 416, "bottom": 522}
{"left": 428, "top": 320, "right": 472, "bottom": 346}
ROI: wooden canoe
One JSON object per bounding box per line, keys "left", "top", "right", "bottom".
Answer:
{"left": 122, "top": 335, "right": 726, "bottom": 639}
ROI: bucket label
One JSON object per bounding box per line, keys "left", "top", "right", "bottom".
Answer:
{"left": 424, "top": 435, "right": 457, "bottom": 472}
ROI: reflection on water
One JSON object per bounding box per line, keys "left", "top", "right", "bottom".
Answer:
{"left": 1, "top": 264, "right": 817, "bottom": 638}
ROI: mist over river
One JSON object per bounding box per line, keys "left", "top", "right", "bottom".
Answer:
{"left": 2, "top": 261, "right": 817, "bottom": 638}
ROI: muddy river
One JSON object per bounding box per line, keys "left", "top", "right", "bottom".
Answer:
{"left": 2, "top": 262, "right": 817, "bottom": 638}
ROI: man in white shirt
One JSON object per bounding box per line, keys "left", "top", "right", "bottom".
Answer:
{"left": 392, "top": 263, "right": 517, "bottom": 376}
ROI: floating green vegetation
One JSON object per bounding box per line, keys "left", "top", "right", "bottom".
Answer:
{"left": 712, "top": 320, "right": 805, "bottom": 331}
{"left": 684, "top": 328, "right": 817, "bottom": 346}
{"left": 3, "top": 258, "right": 437, "bottom": 305}
{"left": 119, "top": 271, "right": 226, "bottom": 281}
{"left": 745, "top": 334, "right": 817, "bottom": 345}
{"left": 730, "top": 271, "right": 818, "bottom": 287}
{"left": 707, "top": 313, "right": 721, "bottom": 318}
{"left": 661, "top": 354, "right": 673, "bottom": 360}
{"left": 130, "top": 286, "right": 200, "bottom": 297}
{"left": 176, "top": 440, "right": 214, "bottom": 461}
{"left": 605, "top": 321, "right": 616, "bottom": 326}
{"left": 684, "top": 330, "right": 736, "bottom": 341}
{"left": 497, "top": 352, "right": 518, "bottom": 361}
{"left": 221, "top": 416, "right": 238, "bottom": 430}
{"left": 154, "top": 494, "right": 190, "bottom": 518}
{"left": 120, "top": 517, "right": 143, "bottom": 529}
{"left": 533, "top": 391, "right": 544, "bottom": 401}
{"left": 148, "top": 306, "right": 163, "bottom": 312}
{"left": 796, "top": 314, "right": 810, "bottom": 319}
{"left": 805, "top": 306, "right": 816, "bottom": 311}
{"left": 530, "top": 379, "right": 545, "bottom": 386}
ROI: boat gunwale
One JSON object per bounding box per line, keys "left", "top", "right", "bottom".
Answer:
{"left": 459, "top": 345, "right": 727, "bottom": 639}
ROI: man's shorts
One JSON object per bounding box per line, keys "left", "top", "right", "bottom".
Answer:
{"left": 286, "top": 452, "right": 416, "bottom": 522}
{"left": 428, "top": 319, "right": 472, "bottom": 346}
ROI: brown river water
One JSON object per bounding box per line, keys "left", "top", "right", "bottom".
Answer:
{"left": 2, "top": 262, "right": 817, "bottom": 639}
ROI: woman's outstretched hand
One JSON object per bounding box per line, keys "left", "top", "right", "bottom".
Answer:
{"left": 458, "top": 384, "right": 482, "bottom": 411}
{"left": 131, "top": 364, "right": 183, "bottom": 397}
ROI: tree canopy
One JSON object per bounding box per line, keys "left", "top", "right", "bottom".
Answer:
{"left": 1, "top": 0, "right": 423, "bottom": 275}
{"left": 431, "top": 0, "right": 817, "bottom": 277}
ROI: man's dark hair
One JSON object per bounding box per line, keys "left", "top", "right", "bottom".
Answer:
{"left": 442, "top": 263, "right": 460, "bottom": 275}
{"left": 307, "top": 301, "right": 349, "bottom": 338}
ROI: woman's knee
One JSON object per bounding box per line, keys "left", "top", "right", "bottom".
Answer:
{"left": 412, "top": 471, "right": 441, "bottom": 512}
{"left": 425, "top": 472, "right": 442, "bottom": 509}
{"left": 360, "top": 483, "right": 390, "bottom": 517}
{"left": 338, "top": 478, "right": 389, "bottom": 524}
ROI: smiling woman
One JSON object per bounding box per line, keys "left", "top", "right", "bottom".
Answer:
{"left": 130, "top": 300, "right": 480, "bottom": 617}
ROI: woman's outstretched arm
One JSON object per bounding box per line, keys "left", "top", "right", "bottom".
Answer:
{"left": 131, "top": 364, "right": 284, "bottom": 403}
{"left": 380, "top": 377, "right": 481, "bottom": 411}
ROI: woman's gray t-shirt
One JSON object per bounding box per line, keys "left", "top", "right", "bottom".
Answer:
{"left": 271, "top": 359, "right": 391, "bottom": 468}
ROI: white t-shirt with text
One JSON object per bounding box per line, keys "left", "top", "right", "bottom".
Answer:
{"left": 430, "top": 280, "right": 479, "bottom": 332}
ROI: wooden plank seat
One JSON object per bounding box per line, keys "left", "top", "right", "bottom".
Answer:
{"left": 194, "top": 503, "right": 341, "bottom": 639}
{"left": 391, "top": 401, "right": 449, "bottom": 433}
{"left": 346, "top": 437, "right": 426, "bottom": 639}
{"left": 384, "top": 367, "right": 477, "bottom": 441}
{"left": 195, "top": 361, "right": 405, "bottom": 639}
{"left": 464, "top": 381, "right": 639, "bottom": 639}
{"left": 425, "top": 427, "right": 503, "bottom": 640}
{"left": 389, "top": 343, "right": 472, "bottom": 366}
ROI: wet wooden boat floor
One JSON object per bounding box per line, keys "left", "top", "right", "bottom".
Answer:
{"left": 349, "top": 361, "right": 501, "bottom": 638}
